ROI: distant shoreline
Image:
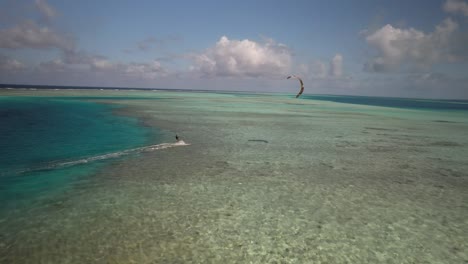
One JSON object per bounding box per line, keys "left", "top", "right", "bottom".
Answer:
{"left": 0, "top": 83, "right": 277, "bottom": 95}
{"left": 0, "top": 83, "right": 197, "bottom": 92}
{"left": 2, "top": 83, "right": 467, "bottom": 102}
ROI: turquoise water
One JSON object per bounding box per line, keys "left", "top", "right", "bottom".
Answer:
{"left": 0, "top": 90, "right": 467, "bottom": 263}
{"left": 0, "top": 96, "right": 155, "bottom": 211}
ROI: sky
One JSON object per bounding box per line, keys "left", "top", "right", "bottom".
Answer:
{"left": 0, "top": 0, "right": 467, "bottom": 99}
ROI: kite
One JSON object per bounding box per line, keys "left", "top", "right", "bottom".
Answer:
{"left": 287, "top": 75, "right": 304, "bottom": 98}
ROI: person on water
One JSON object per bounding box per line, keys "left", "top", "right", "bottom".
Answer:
{"left": 174, "top": 134, "right": 189, "bottom": 145}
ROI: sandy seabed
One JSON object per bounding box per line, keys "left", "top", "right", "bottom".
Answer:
{"left": 0, "top": 89, "right": 467, "bottom": 263}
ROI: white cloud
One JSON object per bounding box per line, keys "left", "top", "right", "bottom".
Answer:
{"left": 48, "top": 49, "right": 169, "bottom": 79}
{"left": 364, "top": 18, "right": 464, "bottom": 72}
{"left": 124, "top": 61, "right": 167, "bottom": 79}
{"left": 86, "top": 57, "right": 167, "bottom": 78}
{"left": 309, "top": 60, "right": 328, "bottom": 78}
{"left": 39, "top": 59, "right": 66, "bottom": 72}
{"left": 62, "top": 50, "right": 97, "bottom": 64}
{"left": 35, "top": 0, "right": 57, "bottom": 20}
{"left": 299, "top": 54, "right": 344, "bottom": 79}
{"left": 296, "top": 63, "right": 310, "bottom": 77}
{"left": 330, "top": 54, "right": 343, "bottom": 77}
{"left": 444, "top": 0, "right": 468, "bottom": 16}
{"left": 0, "top": 20, "right": 73, "bottom": 51}
{"left": 190, "top": 36, "right": 292, "bottom": 78}
{"left": 90, "top": 58, "right": 115, "bottom": 71}
{"left": 0, "top": 55, "right": 25, "bottom": 72}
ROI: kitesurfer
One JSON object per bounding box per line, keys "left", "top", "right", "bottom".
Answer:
{"left": 175, "top": 134, "right": 180, "bottom": 142}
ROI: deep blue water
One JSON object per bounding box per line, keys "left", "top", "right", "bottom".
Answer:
{"left": 0, "top": 96, "right": 157, "bottom": 211}
{"left": 301, "top": 95, "right": 468, "bottom": 111}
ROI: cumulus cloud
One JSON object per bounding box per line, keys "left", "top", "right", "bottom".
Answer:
{"left": 0, "top": 20, "right": 74, "bottom": 51}
{"left": 35, "top": 50, "right": 168, "bottom": 82}
{"left": 1, "top": 0, "right": 168, "bottom": 84}
{"left": 330, "top": 54, "right": 343, "bottom": 77}
{"left": 36, "top": 58, "right": 168, "bottom": 83}
{"left": 364, "top": 18, "right": 465, "bottom": 72}
{"left": 124, "top": 61, "right": 167, "bottom": 79}
{"left": 309, "top": 60, "right": 327, "bottom": 78}
{"left": 190, "top": 36, "right": 292, "bottom": 78}
{"left": 62, "top": 50, "right": 118, "bottom": 70}
{"left": 90, "top": 57, "right": 115, "bottom": 71}
{"left": 35, "top": 0, "right": 57, "bottom": 20}
{"left": 39, "top": 59, "right": 66, "bottom": 72}
{"left": 31, "top": 43, "right": 168, "bottom": 80}
{"left": 87, "top": 57, "right": 166, "bottom": 78}
{"left": 301, "top": 54, "right": 344, "bottom": 79}
{"left": 444, "top": 0, "right": 468, "bottom": 16}
{"left": 61, "top": 50, "right": 97, "bottom": 65}
{"left": 0, "top": 55, "right": 25, "bottom": 72}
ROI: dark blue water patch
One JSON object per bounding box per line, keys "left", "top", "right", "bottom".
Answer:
{"left": 300, "top": 95, "right": 468, "bottom": 111}
{"left": 212, "top": 91, "right": 272, "bottom": 97}
{"left": 0, "top": 96, "right": 160, "bottom": 212}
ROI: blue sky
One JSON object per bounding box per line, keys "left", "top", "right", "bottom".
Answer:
{"left": 1, "top": 0, "right": 467, "bottom": 98}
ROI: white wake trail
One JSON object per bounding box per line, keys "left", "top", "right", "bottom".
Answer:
{"left": 8, "top": 141, "right": 190, "bottom": 175}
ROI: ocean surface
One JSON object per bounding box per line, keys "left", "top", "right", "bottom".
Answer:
{"left": 0, "top": 89, "right": 467, "bottom": 263}
{"left": 301, "top": 94, "right": 468, "bottom": 111}
{"left": 0, "top": 96, "right": 158, "bottom": 212}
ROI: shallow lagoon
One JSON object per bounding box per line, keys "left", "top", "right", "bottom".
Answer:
{"left": 0, "top": 89, "right": 467, "bottom": 263}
